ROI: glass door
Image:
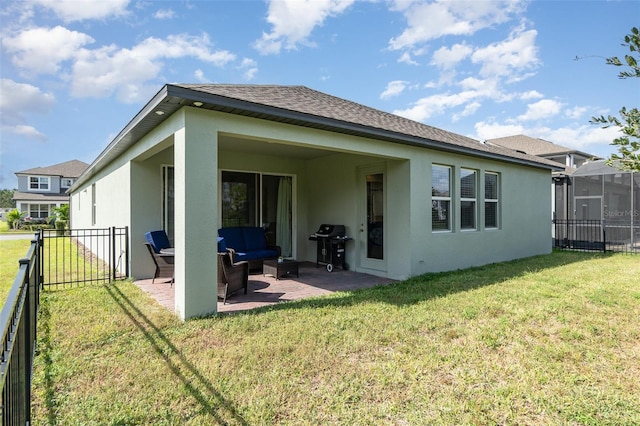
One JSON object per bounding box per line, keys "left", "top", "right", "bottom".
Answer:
{"left": 220, "top": 171, "right": 293, "bottom": 257}
{"left": 358, "top": 166, "right": 386, "bottom": 271}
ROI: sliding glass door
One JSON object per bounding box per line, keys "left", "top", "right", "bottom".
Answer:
{"left": 161, "top": 166, "right": 175, "bottom": 243}
{"left": 161, "top": 168, "right": 293, "bottom": 257}
{"left": 221, "top": 171, "right": 293, "bottom": 257}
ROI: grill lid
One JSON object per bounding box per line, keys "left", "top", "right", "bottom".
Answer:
{"left": 313, "top": 224, "right": 346, "bottom": 238}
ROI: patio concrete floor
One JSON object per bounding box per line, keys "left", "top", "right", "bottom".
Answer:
{"left": 134, "top": 261, "right": 396, "bottom": 315}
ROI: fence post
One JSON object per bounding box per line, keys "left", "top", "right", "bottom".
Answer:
{"left": 111, "top": 226, "right": 116, "bottom": 282}
{"left": 21, "top": 257, "right": 34, "bottom": 425}
{"left": 37, "top": 230, "right": 44, "bottom": 290}
{"left": 125, "top": 226, "right": 130, "bottom": 278}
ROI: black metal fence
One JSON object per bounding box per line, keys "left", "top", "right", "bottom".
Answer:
{"left": 553, "top": 219, "right": 639, "bottom": 254}
{"left": 1, "top": 227, "right": 129, "bottom": 423}
{"left": 41, "top": 227, "right": 129, "bottom": 288}
{"left": 1, "top": 234, "right": 40, "bottom": 425}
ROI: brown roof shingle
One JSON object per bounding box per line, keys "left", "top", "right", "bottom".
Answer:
{"left": 177, "top": 85, "right": 561, "bottom": 168}
{"left": 16, "top": 160, "right": 89, "bottom": 178}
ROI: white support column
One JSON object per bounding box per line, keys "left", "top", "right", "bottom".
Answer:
{"left": 173, "top": 112, "right": 219, "bottom": 319}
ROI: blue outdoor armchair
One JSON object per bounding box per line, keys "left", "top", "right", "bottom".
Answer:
{"left": 144, "top": 230, "right": 174, "bottom": 284}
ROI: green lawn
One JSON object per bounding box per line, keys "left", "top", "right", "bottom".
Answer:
{"left": 0, "top": 239, "right": 32, "bottom": 302}
{"left": 29, "top": 251, "right": 640, "bottom": 425}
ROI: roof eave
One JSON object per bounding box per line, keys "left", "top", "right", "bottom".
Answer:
{"left": 72, "top": 84, "right": 561, "bottom": 190}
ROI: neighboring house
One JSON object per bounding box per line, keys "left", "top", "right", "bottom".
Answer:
{"left": 485, "top": 135, "right": 639, "bottom": 249}
{"left": 0, "top": 208, "right": 12, "bottom": 221}
{"left": 69, "top": 84, "right": 562, "bottom": 319}
{"left": 13, "top": 160, "right": 89, "bottom": 221}
{"left": 485, "top": 134, "right": 601, "bottom": 170}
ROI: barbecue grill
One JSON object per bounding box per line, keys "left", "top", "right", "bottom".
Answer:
{"left": 309, "top": 224, "right": 352, "bottom": 272}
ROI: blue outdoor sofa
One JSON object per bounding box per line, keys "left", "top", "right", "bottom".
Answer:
{"left": 217, "top": 226, "right": 281, "bottom": 270}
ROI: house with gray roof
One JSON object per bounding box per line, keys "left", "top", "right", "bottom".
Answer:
{"left": 13, "top": 159, "right": 88, "bottom": 221}
{"left": 69, "top": 84, "right": 562, "bottom": 319}
{"left": 485, "top": 134, "right": 601, "bottom": 170}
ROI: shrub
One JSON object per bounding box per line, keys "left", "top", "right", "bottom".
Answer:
{"left": 6, "top": 209, "right": 25, "bottom": 229}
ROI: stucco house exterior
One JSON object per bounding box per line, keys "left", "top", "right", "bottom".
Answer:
{"left": 13, "top": 160, "right": 88, "bottom": 221}
{"left": 69, "top": 84, "right": 562, "bottom": 319}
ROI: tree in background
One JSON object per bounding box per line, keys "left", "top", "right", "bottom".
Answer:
{"left": 590, "top": 27, "right": 640, "bottom": 172}
{"left": 0, "top": 189, "right": 16, "bottom": 208}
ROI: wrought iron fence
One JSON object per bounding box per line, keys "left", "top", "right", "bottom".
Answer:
{"left": 40, "top": 227, "right": 129, "bottom": 288}
{"left": 1, "top": 233, "right": 40, "bottom": 425}
{"left": 1, "top": 227, "right": 129, "bottom": 423}
{"left": 553, "top": 219, "right": 639, "bottom": 254}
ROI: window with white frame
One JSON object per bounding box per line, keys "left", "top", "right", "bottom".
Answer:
{"left": 460, "top": 168, "right": 477, "bottom": 230}
{"left": 485, "top": 172, "right": 499, "bottom": 229}
{"left": 432, "top": 165, "right": 452, "bottom": 231}
{"left": 61, "top": 178, "right": 74, "bottom": 188}
{"left": 29, "top": 176, "right": 49, "bottom": 190}
{"left": 29, "top": 204, "right": 51, "bottom": 219}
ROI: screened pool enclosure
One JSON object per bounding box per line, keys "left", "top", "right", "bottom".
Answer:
{"left": 554, "top": 160, "right": 639, "bottom": 253}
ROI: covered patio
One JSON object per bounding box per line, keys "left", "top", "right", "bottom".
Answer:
{"left": 135, "top": 262, "right": 396, "bottom": 314}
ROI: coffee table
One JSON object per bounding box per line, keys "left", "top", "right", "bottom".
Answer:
{"left": 263, "top": 259, "right": 299, "bottom": 280}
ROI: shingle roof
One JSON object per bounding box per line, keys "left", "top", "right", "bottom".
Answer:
{"left": 16, "top": 160, "right": 89, "bottom": 178}
{"left": 485, "top": 134, "right": 598, "bottom": 158}
{"left": 74, "top": 84, "right": 564, "bottom": 190}
{"left": 12, "top": 192, "right": 70, "bottom": 202}
{"left": 176, "top": 85, "right": 561, "bottom": 168}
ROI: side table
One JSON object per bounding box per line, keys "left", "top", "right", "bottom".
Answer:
{"left": 263, "top": 259, "right": 299, "bottom": 280}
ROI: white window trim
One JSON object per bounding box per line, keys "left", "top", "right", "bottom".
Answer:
{"left": 460, "top": 168, "right": 477, "bottom": 231}
{"left": 61, "top": 178, "right": 74, "bottom": 188}
{"left": 28, "top": 175, "right": 50, "bottom": 191}
{"left": 484, "top": 172, "right": 500, "bottom": 230}
{"left": 432, "top": 164, "right": 452, "bottom": 233}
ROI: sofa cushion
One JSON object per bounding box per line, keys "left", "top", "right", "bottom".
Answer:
{"left": 233, "top": 248, "right": 279, "bottom": 262}
{"left": 242, "top": 227, "right": 268, "bottom": 251}
{"left": 217, "top": 237, "right": 227, "bottom": 253}
{"left": 145, "top": 230, "right": 171, "bottom": 253}
{"left": 218, "top": 227, "right": 246, "bottom": 252}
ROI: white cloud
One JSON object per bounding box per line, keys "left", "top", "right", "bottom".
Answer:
{"left": 7, "top": 124, "right": 47, "bottom": 140}
{"left": 389, "top": 0, "right": 526, "bottom": 51}
{"left": 70, "top": 34, "right": 236, "bottom": 102}
{"left": 30, "top": 0, "right": 130, "bottom": 22}
{"left": 452, "top": 101, "right": 481, "bottom": 122}
{"left": 0, "top": 79, "right": 55, "bottom": 116}
{"left": 239, "top": 58, "right": 258, "bottom": 80}
{"left": 194, "top": 69, "right": 208, "bottom": 83}
{"left": 431, "top": 43, "right": 472, "bottom": 69}
{"left": 520, "top": 90, "right": 544, "bottom": 100}
{"left": 154, "top": 9, "right": 176, "bottom": 20}
{"left": 2, "top": 26, "right": 94, "bottom": 74}
{"left": 565, "top": 106, "right": 588, "bottom": 120}
{"left": 254, "top": 0, "right": 355, "bottom": 55}
{"left": 474, "top": 120, "right": 621, "bottom": 156}
{"left": 474, "top": 120, "right": 524, "bottom": 140}
{"left": 394, "top": 90, "right": 480, "bottom": 122}
{"left": 0, "top": 79, "right": 54, "bottom": 141}
{"left": 380, "top": 80, "right": 408, "bottom": 99}
{"left": 471, "top": 26, "right": 539, "bottom": 79}
{"left": 538, "top": 125, "right": 620, "bottom": 153}
{"left": 398, "top": 51, "right": 419, "bottom": 65}
{"left": 518, "top": 99, "right": 563, "bottom": 121}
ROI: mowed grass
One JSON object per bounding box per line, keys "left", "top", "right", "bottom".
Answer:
{"left": 32, "top": 251, "right": 640, "bottom": 425}
{"left": 1, "top": 235, "right": 99, "bottom": 305}
{"left": 0, "top": 238, "right": 33, "bottom": 302}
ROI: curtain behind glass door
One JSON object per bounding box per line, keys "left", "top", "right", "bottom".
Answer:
{"left": 367, "top": 173, "right": 384, "bottom": 260}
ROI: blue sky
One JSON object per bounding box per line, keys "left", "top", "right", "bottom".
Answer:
{"left": 1, "top": 0, "right": 638, "bottom": 188}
